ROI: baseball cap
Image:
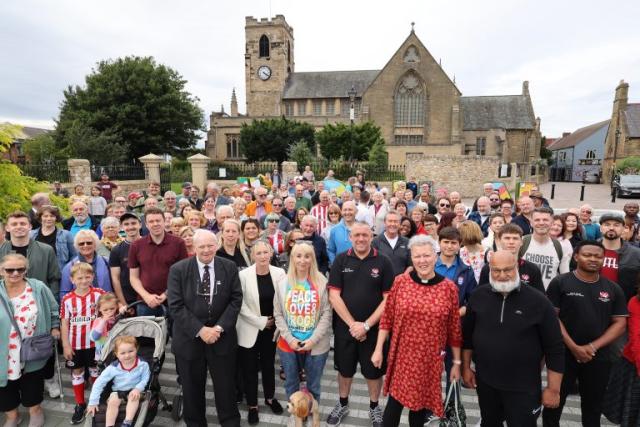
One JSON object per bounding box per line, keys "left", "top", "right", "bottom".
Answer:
{"left": 599, "top": 213, "right": 624, "bottom": 225}
{"left": 529, "top": 190, "right": 544, "bottom": 199}
{"left": 182, "top": 182, "right": 192, "bottom": 189}
{"left": 128, "top": 192, "right": 141, "bottom": 200}
{"left": 120, "top": 212, "right": 140, "bottom": 223}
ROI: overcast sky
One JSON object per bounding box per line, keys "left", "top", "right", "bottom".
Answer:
{"left": 2, "top": 0, "right": 639, "bottom": 143}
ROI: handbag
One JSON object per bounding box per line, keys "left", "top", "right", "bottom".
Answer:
{"left": 439, "top": 380, "right": 467, "bottom": 427}
{"left": 0, "top": 294, "right": 53, "bottom": 362}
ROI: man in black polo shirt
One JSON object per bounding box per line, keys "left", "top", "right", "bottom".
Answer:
{"left": 478, "top": 223, "right": 544, "bottom": 292}
{"left": 371, "top": 210, "right": 410, "bottom": 277}
{"left": 462, "top": 250, "right": 564, "bottom": 426}
{"left": 109, "top": 212, "right": 142, "bottom": 306}
{"left": 327, "top": 221, "right": 394, "bottom": 427}
{"left": 542, "top": 240, "right": 628, "bottom": 427}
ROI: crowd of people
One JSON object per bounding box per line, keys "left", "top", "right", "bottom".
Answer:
{"left": 1, "top": 168, "right": 640, "bottom": 427}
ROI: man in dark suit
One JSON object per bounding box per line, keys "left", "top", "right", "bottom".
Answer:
{"left": 167, "top": 229, "right": 243, "bottom": 427}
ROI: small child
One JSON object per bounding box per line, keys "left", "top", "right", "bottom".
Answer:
{"left": 60, "top": 262, "right": 106, "bottom": 425}
{"left": 88, "top": 185, "right": 107, "bottom": 223}
{"left": 87, "top": 336, "right": 150, "bottom": 427}
{"left": 90, "top": 293, "right": 119, "bottom": 361}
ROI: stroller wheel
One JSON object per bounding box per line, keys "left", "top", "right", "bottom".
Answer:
{"left": 171, "top": 395, "right": 183, "bottom": 421}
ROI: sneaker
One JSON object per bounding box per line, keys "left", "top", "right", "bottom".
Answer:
{"left": 425, "top": 413, "right": 439, "bottom": 424}
{"left": 369, "top": 405, "right": 383, "bottom": 427}
{"left": 326, "top": 402, "right": 349, "bottom": 426}
{"left": 70, "top": 404, "right": 87, "bottom": 425}
{"left": 44, "top": 377, "right": 61, "bottom": 398}
{"left": 248, "top": 408, "right": 259, "bottom": 425}
{"left": 266, "top": 398, "right": 284, "bottom": 415}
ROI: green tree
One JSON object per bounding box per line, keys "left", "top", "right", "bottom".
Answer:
{"left": 239, "top": 117, "right": 315, "bottom": 164}
{"left": 368, "top": 141, "right": 389, "bottom": 168}
{"left": 57, "top": 121, "right": 129, "bottom": 164}
{"left": 287, "top": 140, "right": 315, "bottom": 167}
{"left": 23, "top": 132, "right": 61, "bottom": 164}
{"left": 316, "top": 121, "right": 385, "bottom": 161}
{"left": 540, "top": 136, "right": 553, "bottom": 165}
{"left": 55, "top": 56, "right": 205, "bottom": 160}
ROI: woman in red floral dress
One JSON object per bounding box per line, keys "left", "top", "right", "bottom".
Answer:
{"left": 372, "top": 235, "right": 462, "bottom": 427}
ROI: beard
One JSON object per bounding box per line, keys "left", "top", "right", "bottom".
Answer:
{"left": 603, "top": 230, "right": 620, "bottom": 240}
{"left": 489, "top": 275, "right": 521, "bottom": 293}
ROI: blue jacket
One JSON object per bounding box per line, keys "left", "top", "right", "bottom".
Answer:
{"left": 88, "top": 358, "right": 150, "bottom": 405}
{"left": 328, "top": 220, "right": 352, "bottom": 264}
{"left": 60, "top": 254, "right": 112, "bottom": 301}
{"left": 435, "top": 256, "right": 477, "bottom": 307}
{"left": 582, "top": 223, "right": 602, "bottom": 241}
{"left": 467, "top": 211, "right": 491, "bottom": 237}
{"left": 30, "top": 228, "right": 77, "bottom": 273}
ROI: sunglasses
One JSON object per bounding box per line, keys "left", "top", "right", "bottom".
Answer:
{"left": 329, "top": 211, "right": 340, "bottom": 215}
{"left": 583, "top": 210, "right": 592, "bottom": 214}
{"left": 439, "top": 204, "right": 450, "bottom": 208}
{"left": 78, "top": 241, "right": 94, "bottom": 247}
{"left": 272, "top": 204, "right": 283, "bottom": 207}
{"left": 4, "top": 268, "right": 26, "bottom": 274}
{"left": 489, "top": 198, "right": 500, "bottom": 201}
{"left": 267, "top": 219, "right": 280, "bottom": 223}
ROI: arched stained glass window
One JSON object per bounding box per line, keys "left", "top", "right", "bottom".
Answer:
{"left": 394, "top": 73, "right": 426, "bottom": 126}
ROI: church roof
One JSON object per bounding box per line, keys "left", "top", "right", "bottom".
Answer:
{"left": 282, "top": 70, "right": 380, "bottom": 99}
{"left": 625, "top": 104, "right": 640, "bottom": 138}
{"left": 460, "top": 95, "right": 536, "bottom": 130}
{"left": 548, "top": 120, "right": 609, "bottom": 151}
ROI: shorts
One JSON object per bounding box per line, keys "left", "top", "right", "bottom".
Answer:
{"left": 65, "top": 348, "right": 97, "bottom": 370}
{"left": 0, "top": 368, "right": 44, "bottom": 411}
{"left": 334, "top": 332, "right": 386, "bottom": 380}
{"left": 110, "top": 390, "right": 139, "bottom": 401}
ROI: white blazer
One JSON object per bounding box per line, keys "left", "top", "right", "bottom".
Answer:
{"left": 236, "top": 264, "right": 287, "bottom": 349}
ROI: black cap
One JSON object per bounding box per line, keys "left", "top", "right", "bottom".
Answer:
{"left": 120, "top": 212, "right": 140, "bottom": 223}
{"left": 599, "top": 213, "right": 624, "bottom": 225}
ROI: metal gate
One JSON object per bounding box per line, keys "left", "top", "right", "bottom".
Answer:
{"left": 159, "top": 164, "right": 172, "bottom": 193}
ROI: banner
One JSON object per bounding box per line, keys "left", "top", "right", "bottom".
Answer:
{"left": 491, "top": 182, "right": 512, "bottom": 200}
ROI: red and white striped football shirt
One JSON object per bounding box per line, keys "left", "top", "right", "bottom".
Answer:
{"left": 310, "top": 203, "right": 330, "bottom": 235}
{"left": 60, "top": 288, "right": 105, "bottom": 350}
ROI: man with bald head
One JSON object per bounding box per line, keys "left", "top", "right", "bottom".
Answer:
{"left": 328, "top": 201, "right": 357, "bottom": 264}
{"left": 468, "top": 196, "right": 493, "bottom": 236}
{"left": 579, "top": 204, "right": 601, "bottom": 240}
{"left": 462, "top": 250, "right": 564, "bottom": 426}
{"left": 62, "top": 201, "right": 98, "bottom": 237}
{"left": 512, "top": 196, "right": 535, "bottom": 235}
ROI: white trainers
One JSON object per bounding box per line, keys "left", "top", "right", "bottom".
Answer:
{"left": 44, "top": 377, "right": 60, "bottom": 398}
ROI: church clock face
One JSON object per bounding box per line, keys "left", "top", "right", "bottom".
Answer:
{"left": 257, "top": 65, "right": 272, "bottom": 81}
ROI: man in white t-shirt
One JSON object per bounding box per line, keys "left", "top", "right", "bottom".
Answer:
{"left": 355, "top": 190, "right": 374, "bottom": 228}
{"left": 520, "top": 207, "right": 571, "bottom": 289}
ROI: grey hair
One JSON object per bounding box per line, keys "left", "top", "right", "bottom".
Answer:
{"left": 100, "top": 216, "right": 120, "bottom": 229}
{"left": 407, "top": 235, "right": 438, "bottom": 253}
{"left": 383, "top": 210, "right": 401, "bottom": 221}
{"left": 164, "top": 191, "right": 177, "bottom": 198}
{"left": 74, "top": 229, "right": 100, "bottom": 249}
{"left": 216, "top": 205, "right": 234, "bottom": 216}
{"left": 301, "top": 214, "right": 317, "bottom": 225}
{"left": 192, "top": 229, "right": 219, "bottom": 246}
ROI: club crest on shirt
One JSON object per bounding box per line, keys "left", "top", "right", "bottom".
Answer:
{"left": 371, "top": 268, "right": 380, "bottom": 278}
{"left": 520, "top": 274, "right": 530, "bottom": 284}
{"left": 457, "top": 277, "right": 464, "bottom": 286}
{"left": 598, "top": 291, "right": 610, "bottom": 303}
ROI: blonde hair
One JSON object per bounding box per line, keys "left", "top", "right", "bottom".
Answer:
{"left": 286, "top": 242, "right": 325, "bottom": 287}
{"left": 458, "top": 220, "right": 484, "bottom": 246}
{"left": 113, "top": 336, "right": 138, "bottom": 354}
{"left": 70, "top": 262, "right": 94, "bottom": 278}
{"left": 184, "top": 210, "right": 206, "bottom": 227}
{"left": 170, "top": 217, "right": 185, "bottom": 228}
{"left": 250, "top": 239, "right": 273, "bottom": 263}
{"left": 179, "top": 225, "right": 195, "bottom": 238}
{"left": 97, "top": 293, "right": 118, "bottom": 311}
{"left": 1, "top": 253, "right": 29, "bottom": 270}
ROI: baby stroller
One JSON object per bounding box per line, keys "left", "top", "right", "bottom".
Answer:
{"left": 85, "top": 312, "right": 172, "bottom": 427}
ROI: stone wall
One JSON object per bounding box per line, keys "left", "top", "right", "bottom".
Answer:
{"left": 405, "top": 154, "right": 502, "bottom": 198}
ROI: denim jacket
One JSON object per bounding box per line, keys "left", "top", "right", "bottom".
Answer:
{"left": 30, "top": 228, "right": 77, "bottom": 273}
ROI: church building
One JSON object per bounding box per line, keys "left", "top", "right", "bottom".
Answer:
{"left": 206, "top": 15, "right": 542, "bottom": 167}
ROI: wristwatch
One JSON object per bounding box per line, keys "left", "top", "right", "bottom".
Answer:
{"left": 215, "top": 325, "right": 224, "bottom": 333}
{"left": 363, "top": 321, "right": 370, "bottom": 332}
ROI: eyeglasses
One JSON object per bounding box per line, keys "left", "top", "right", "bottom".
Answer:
{"left": 78, "top": 241, "right": 94, "bottom": 247}
{"left": 4, "top": 268, "right": 26, "bottom": 274}
{"left": 489, "top": 198, "right": 500, "bottom": 202}
{"left": 267, "top": 219, "right": 280, "bottom": 223}
{"left": 439, "top": 203, "right": 450, "bottom": 208}
{"left": 329, "top": 212, "right": 340, "bottom": 215}
{"left": 583, "top": 210, "right": 592, "bottom": 214}
{"left": 272, "top": 204, "right": 283, "bottom": 207}
{"left": 257, "top": 194, "right": 267, "bottom": 198}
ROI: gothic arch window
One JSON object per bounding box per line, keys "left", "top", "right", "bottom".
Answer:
{"left": 259, "top": 35, "right": 270, "bottom": 58}
{"left": 394, "top": 72, "right": 426, "bottom": 126}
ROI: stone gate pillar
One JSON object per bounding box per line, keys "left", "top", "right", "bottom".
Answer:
{"left": 67, "top": 159, "right": 91, "bottom": 185}
{"left": 281, "top": 161, "right": 298, "bottom": 185}
{"left": 139, "top": 154, "right": 163, "bottom": 184}
{"left": 188, "top": 154, "right": 211, "bottom": 192}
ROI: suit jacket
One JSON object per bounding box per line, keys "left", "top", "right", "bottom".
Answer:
{"left": 167, "top": 256, "right": 243, "bottom": 360}
{"left": 236, "top": 264, "right": 286, "bottom": 348}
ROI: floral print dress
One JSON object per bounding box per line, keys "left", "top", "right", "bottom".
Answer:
{"left": 7, "top": 285, "right": 38, "bottom": 380}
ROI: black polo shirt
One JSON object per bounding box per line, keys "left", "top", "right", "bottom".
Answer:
{"left": 478, "top": 258, "right": 545, "bottom": 294}
{"left": 546, "top": 272, "right": 628, "bottom": 360}
{"left": 109, "top": 240, "right": 137, "bottom": 304}
{"left": 462, "top": 283, "right": 564, "bottom": 392}
{"left": 328, "top": 248, "right": 394, "bottom": 337}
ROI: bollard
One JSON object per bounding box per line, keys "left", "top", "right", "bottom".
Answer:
{"left": 612, "top": 188, "right": 617, "bottom": 203}
{"left": 550, "top": 184, "right": 555, "bottom": 200}
{"left": 580, "top": 185, "right": 585, "bottom": 201}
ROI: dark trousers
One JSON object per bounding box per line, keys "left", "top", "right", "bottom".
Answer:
{"left": 176, "top": 347, "right": 241, "bottom": 427}
{"left": 476, "top": 376, "right": 541, "bottom": 427}
{"left": 239, "top": 329, "right": 276, "bottom": 407}
{"left": 383, "top": 394, "right": 427, "bottom": 427}
{"left": 542, "top": 355, "right": 611, "bottom": 427}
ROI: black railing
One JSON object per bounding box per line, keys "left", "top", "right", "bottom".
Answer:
{"left": 207, "top": 162, "right": 279, "bottom": 180}
{"left": 90, "top": 161, "right": 145, "bottom": 181}
{"left": 19, "top": 161, "right": 69, "bottom": 183}
{"left": 308, "top": 161, "right": 405, "bottom": 182}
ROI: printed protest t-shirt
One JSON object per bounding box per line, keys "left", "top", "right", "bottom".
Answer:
{"left": 522, "top": 238, "right": 571, "bottom": 290}
{"left": 601, "top": 249, "right": 619, "bottom": 284}
{"left": 277, "top": 278, "right": 320, "bottom": 352}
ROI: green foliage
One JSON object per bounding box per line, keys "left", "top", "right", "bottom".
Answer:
{"left": 57, "top": 121, "right": 129, "bottom": 164}
{"left": 22, "top": 133, "right": 60, "bottom": 164}
{"left": 239, "top": 117, "right": 315, "bottom": 164}
{"left": 55, "top": 56, "right": 205, "bottom": 160}
{"left": 616, "top": 156, "right": 640, "bottom": 174}
{"left": 539, "top": 136, "right": 553, "bottom": 165}
{"left": 287, "top": 140, "right": 315, "bottom": 168}
{"left": 368, "top": 141, "right": 389, "bottom": 168}
{"left": 316, "top": 121, "right": 385, "bottom": 161}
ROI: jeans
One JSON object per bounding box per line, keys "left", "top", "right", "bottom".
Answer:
{"left": 278, "top": 349, "right": 328, "bottom": 402}
{"left": 136, "top": 302, "right": 166, "bottom": 317}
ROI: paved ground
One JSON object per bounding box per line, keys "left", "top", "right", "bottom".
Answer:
{"left": 4, "top": 348, "right": 616, "bottom": 426}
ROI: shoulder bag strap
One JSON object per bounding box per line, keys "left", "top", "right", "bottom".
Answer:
{"left": 0, "top": 293, "right": 23, "bottom": 341}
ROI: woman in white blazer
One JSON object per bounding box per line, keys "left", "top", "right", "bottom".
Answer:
{"left": 236, "top": 240, "right": 286, "bottom": 424}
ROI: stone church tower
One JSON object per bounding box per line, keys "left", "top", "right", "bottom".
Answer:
{"left": 244, "top": 15, "right": 294, "bottom": 117}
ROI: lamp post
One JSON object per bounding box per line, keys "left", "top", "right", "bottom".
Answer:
{"left": 611, "top": 128, "right": 621, "bottom": 202}
{"left": 348, "top": 85, "right": 357, "bottom": 167}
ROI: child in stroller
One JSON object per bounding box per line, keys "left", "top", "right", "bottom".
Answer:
{"left": 87, "top": 336, "right": 150, "bottom": 427}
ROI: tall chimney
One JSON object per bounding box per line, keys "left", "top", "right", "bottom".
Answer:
{"left": 614, "top": 79, "right": 629, "bottom": 113}
{"left": 522, "top": 81, "right": 530, "bottom": 97}
{"left": 562, "top": 132, "right": 571, "bottom": 138}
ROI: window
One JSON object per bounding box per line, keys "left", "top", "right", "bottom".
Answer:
{"left": 297, "top": 101, "right": 306, "bottom": 116}
{"left": 476, "top": 137, "right": 486, "bottom": 155}
{"left": 313, "top": 100, "right": 322, "bottom": 116}
{"left": 394, "top": 73, "right": 425, "bottom": 126}
{"left": 226, "top": 135, "right": 241, "bottom": 159}
{"left": 558, "top": 152, "right": 566, "bottom": 162}
{"left": 259, "top": 35, "right": 269, "bottom": 57}
{"left": 393, "top": 135, "right": 424, "bottom": 145}
{"left": 325, "top": 100, "right": 335, "bottom": 115}
{"left": 585, "top": 150, "right": 596, "bottom": 159}
{"left": 285, "top": 101, "right": 294, "bottom": 117}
